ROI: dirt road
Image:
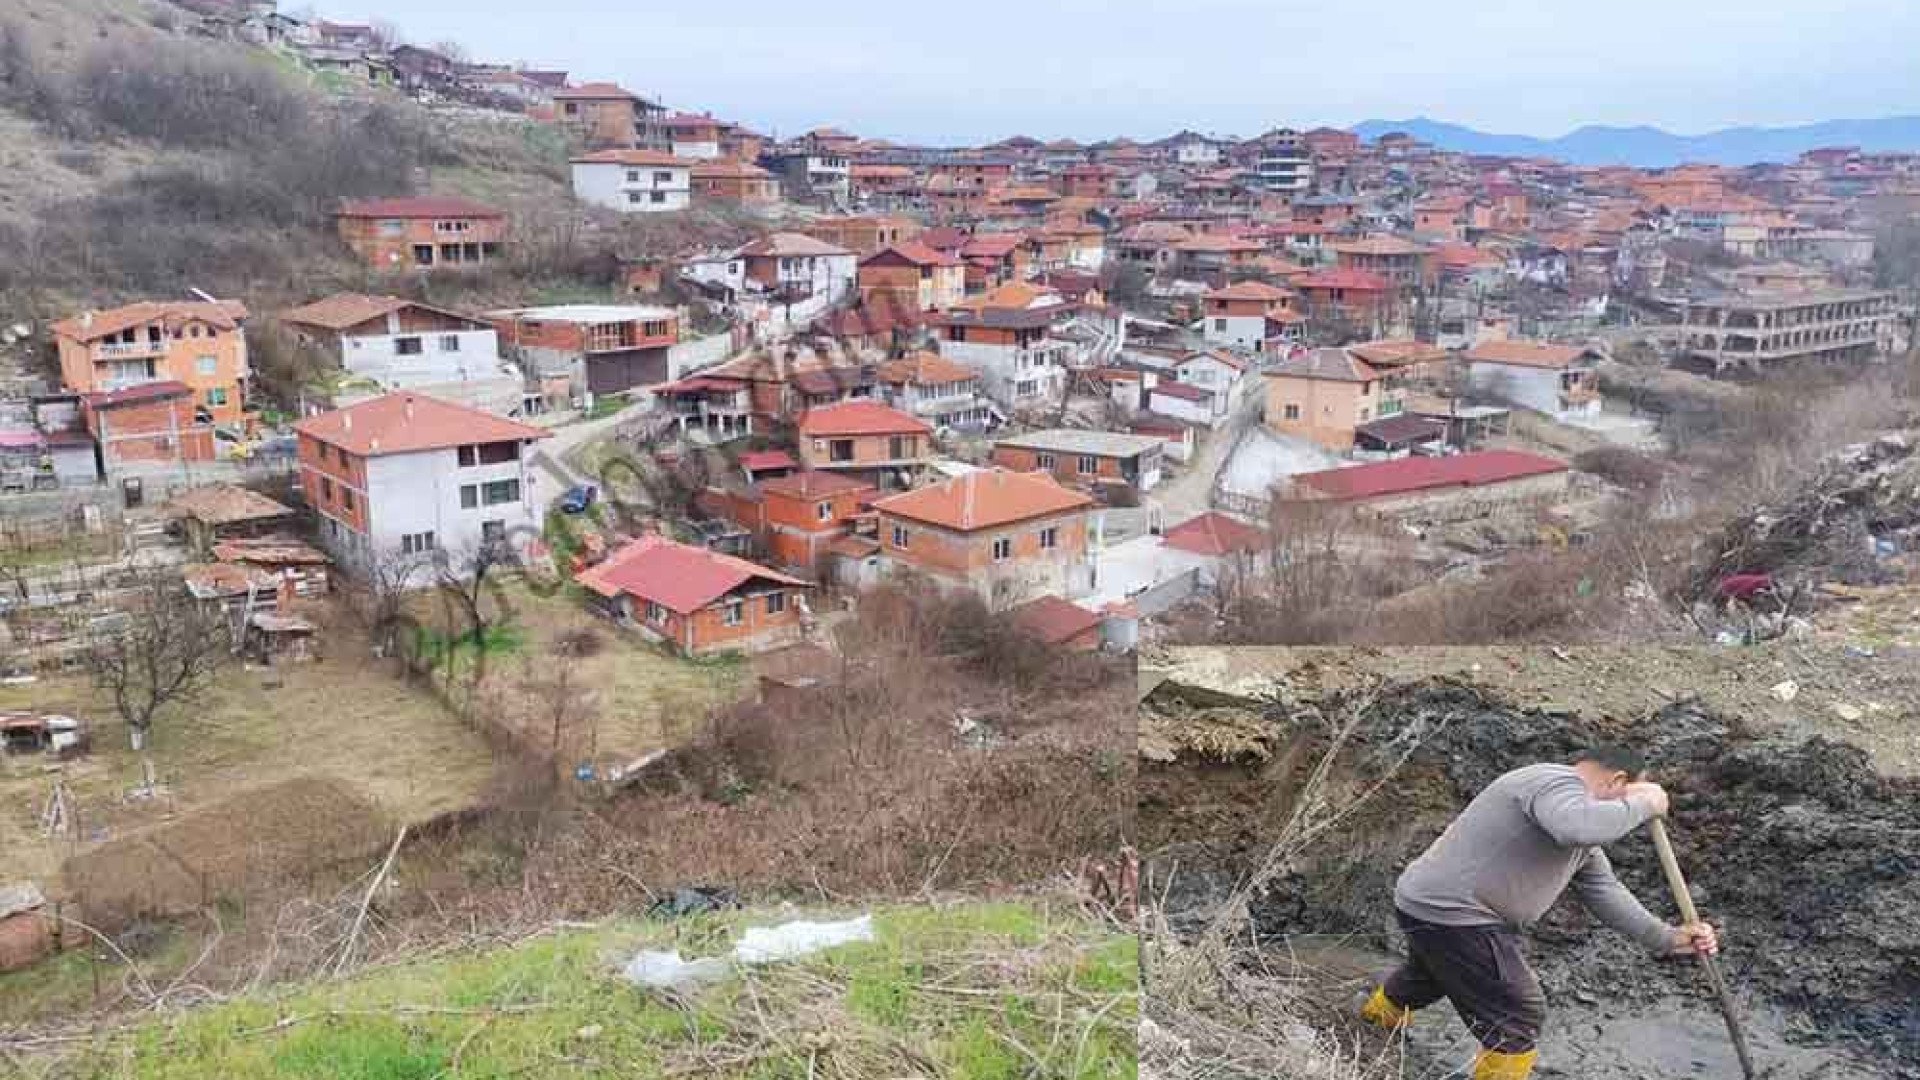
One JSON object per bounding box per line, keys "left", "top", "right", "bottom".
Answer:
{"left": 1149, "top": 385, "right": 1264, "bottom": 520}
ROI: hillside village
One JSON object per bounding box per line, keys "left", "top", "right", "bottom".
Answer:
{"left": 0, "top": 0, "right": 1919, "bottom": 1072}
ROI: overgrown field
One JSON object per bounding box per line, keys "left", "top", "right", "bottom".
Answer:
{"left": 9, "top": 899, "right": 1137, "bottom": 1079}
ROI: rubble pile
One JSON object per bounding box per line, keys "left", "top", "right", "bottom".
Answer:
{"left": 1697, "top": 433, "right": 1920, "bottom": 594}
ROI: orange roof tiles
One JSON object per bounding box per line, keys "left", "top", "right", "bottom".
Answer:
{"left": 1161, "top": 511, "right": 1266, "bottom": 557}
{"left": 873, "top": 468, "right": 1091, "bottom": 532}
{"left": 53, "top": 300, "right": 248, "bottom": 342}
{"left": 571, "top": 149, "right": 692, "bottom": 167}
{"left": 292, "top": 392, "right": 550, "bottom": 457}
{"left": 336, "top": 196, "right": 504, "bottom": 219}
{"left": 797, "top": 401, "right": 932, "bottom": 437}
{"left": 576, "top": 535, "right": 807, "bottom": 614}
{"left": 876, "top": 352, "right": 979, "bottom": 386}
{"left": 1463, "top": 340, "right": 1592, "bottom": 370}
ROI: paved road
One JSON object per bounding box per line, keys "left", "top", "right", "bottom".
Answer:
{"left": 1147, "top": 383, "right": 1265, "bottom": 521}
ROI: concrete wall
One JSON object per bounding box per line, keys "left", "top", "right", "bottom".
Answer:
{"left": 1203, "top": 315, "right": 1266, "bottom": 351}
{"left": 343, "top": 328, "right": 501, "bottom": 388}
{"left": 571, "top": 162, "right": 692, "bottom": 213}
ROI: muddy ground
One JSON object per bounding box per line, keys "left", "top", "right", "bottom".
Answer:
{"left": 1140, "top": 648, "right": 1920, "bottom": 1079}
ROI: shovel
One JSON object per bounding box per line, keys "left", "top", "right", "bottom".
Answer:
{"left": 1649, "top": 817, "right": 1758, "bottom": 1080}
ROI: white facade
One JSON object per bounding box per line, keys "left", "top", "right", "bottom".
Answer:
{"left": 670, "top": 137, "right": 721, "bottom": 159}
{"left": 1257, "top": 155, "right": 1313, "bottom": 195}
{"left": 1174, "top": 353, "right": 1248, "bottom": 410}
{"left": 1203, "top": 315, "right": 1267, "bottom": 351}
{"left": 340, "top": 326, "right": 503, "bottom": 389}
{"left": 944, "top": 339, "right": 1071, "bottom": 412}
{"left": 313, "top": 442, "right": 544, "bottom": 578}
{"left": 1174, "top": 139, "right": 1222, "bottom": 166}
{"left": 1467, "top": 362, "right": 1600, "bottom": 419}
{"left": 571, "top": 161, "right": 693, "bottom": 213}
{"left": 1149, "top": 387, "right": 1221, "bottom": 427}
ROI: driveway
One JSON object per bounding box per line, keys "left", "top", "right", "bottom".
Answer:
{"left": 1147, "top": 386, "right": 1265, "bottom": 520}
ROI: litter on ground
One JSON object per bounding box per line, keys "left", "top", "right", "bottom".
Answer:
{"left": 621, "top": 913, "right": 876, "bottom": 990}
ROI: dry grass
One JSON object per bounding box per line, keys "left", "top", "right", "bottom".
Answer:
{"left": 0, "top": 613, "right": 495, "bottom": 892}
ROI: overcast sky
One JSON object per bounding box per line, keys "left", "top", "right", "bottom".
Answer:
{"left": 310, "top": 0, "right": 1920, "bottom": 145}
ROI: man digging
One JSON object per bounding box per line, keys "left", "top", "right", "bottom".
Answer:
{"left": 1358, "top": 747, "right": 1720, "bottom": 1079}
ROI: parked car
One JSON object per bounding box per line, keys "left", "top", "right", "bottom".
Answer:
{"left": 559, "top": 484, "right": 598, "bottom": 514}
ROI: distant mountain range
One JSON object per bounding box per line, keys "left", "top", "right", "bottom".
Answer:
{"left": 1347, "top": 116, "right": 1920, "bottom": 168}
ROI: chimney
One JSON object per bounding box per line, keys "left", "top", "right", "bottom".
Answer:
{"left": 403, "top": 395, "right": 415, "bottom": 420}
{"left": 81, "top": 310, "right": 94, "bottom": 329}
{"left": 342, "top": 412, "right": 352, "bottom": 431}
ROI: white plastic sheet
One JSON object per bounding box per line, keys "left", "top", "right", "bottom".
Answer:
{"left": 621, "top": 913, "right": 876, "bottom": 990}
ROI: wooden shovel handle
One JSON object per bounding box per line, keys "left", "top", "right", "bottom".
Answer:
{"left": 1649, "top": 816, "right": 1758, "bottom": 1080}
{"left": 1650, "top": 817, "right": 1701, "bottom": 924}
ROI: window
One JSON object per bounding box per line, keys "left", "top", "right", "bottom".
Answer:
{"left": 628, "top": 192, "right": 644, "bottom": 204}
{"left": 378, "top": 219, "right": 404, "bottom": 237}
{"left": 1214, "top": 318, "right": 1228, "bottom": 331}
{"left": 891, "top": 525, "right": 910, "bottom": 548}
{"left": 396, "top": 336, "right": 423, "bottom": 356}
{"left": 829, "top": 439, "right": 854, "bottom": 463}
{"left": 400, "top": 531, "right": 435, "bottom": 555}
{"left": 817, "top": 501, "right": 833, "bottom": 522}
{"left": 723, "top": 599, "right": 744, "bottom": 626}
{"left": 481, "top": 479, "right": 520, "bottom": 506}
{"left": 765, "top": 591, "right": 786, "bottom": 615}
{"left": 459, "top": 484, "right": 480, "bottom": 508}
{"left": 206, "top": 387, "right": 228, "bottom": 406}
{"left": 626, "top": 169, "right": 641, "bottom": 182}
{"left": 645, "top": 601, "right": 667, "bottom": 624}
{"left": 1039, "top": 526, "right": 1058, "bottom": 550}
{"left": 341, "top": 489, "right": 355, "bottom": 511}
{"left": 482, "top": 520, "right": 506, "bottom": 545}
{"left": 320, "top": 477, "right": 334, "bottom": 501}
{"left": 440, "top": 335, "right": 461, "bottom": 352}
{"left": 991, "top": 536, "right": 1012, "bottom": 561}
{"left": 1036, "top": 452, "right": 1056, "bottom": 470}
{"left": 1283, "top": 404, "right": 1301, "bottom": 420}
{"left": 654, "top": 171, "right": 673, "bottom": 183}
{"left": 889, "top": 435, "right": 913, "bottom": 459}
{"left": 196, "top": 355, "right": 218, "bottom": 375}
{"left": 1077, "top": 455, "right": 1098, "bottom": 475}
{"left": 650, "top": 191, "right": 667, "bottom": 204}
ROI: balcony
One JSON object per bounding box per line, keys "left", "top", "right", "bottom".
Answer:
{"left": 93, "top": 339, "right": 167, "bottom": 360}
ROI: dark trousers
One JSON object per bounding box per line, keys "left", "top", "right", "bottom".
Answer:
{"left": 1383, "top": 909, "right": 1545, "bottom": 1053}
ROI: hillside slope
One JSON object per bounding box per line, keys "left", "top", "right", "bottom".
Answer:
{"left": 9, "top": 900, "right": 1137, "bottom": 1079}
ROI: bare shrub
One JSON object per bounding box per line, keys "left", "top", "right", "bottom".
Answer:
{"left": 1574, "top": 444, "right": 1665, "bottom": 491}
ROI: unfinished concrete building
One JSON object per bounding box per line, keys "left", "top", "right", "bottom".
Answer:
{"left": 1679, "top": 288, "right": 1897, "bottom": 372}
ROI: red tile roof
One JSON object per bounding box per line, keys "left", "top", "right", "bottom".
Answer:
{"left": 85, "top": 380, "right": 193, "bottom": 407}
{"left": 797, "top": 401, "right": 931, "bottom": 437}
{"left": 758, "top": 470, "right": 872, "bottom": 500}
{"left": 1265, "top": 348, "right": 1380, "bottom": 383}
{"left": 1009, "top": 595, "right": 1102, "bottom": 646}
{"left": 874, "top": 468, "right": 1091, "bottom": 531}
{"left": 1161, "top": 512, "right": 1266, "bottom": 557}
{"left": 281, "top": 293, "right": 483, "bottom": 332}
{"left": 292, "top": 392, "right": 550, "bottom": 457}
{"left": 1205, "top": 281, "right": 1291, "bottom": 302}
{"left": 1291, "top": 450, "right": 1567, "bottom": 501}
{"left": 1296, "top": 269, "right": 1393, "bottom": 292}
{"left": 53, "top": 300, "right": 247, "bottom": 342}
{"left": 1463, "top": 340, "right": 1592, "bottom": 370}
{"left": 571, "top": 149, "right": 691, "bottom": 167}
{"left": 336, "top": 196, "right": 505, "bottom": 219}
{"left": 552, "top": 82, "right": 640, "bottom": 100}
{"left": 576, "top": 535, "right": 808, "bottom": 614}
{"left": 862, "top": 241, "right": 963, "bottom": 268}
{"left": 739, "top": 450, "right": 797, "bottom": 473}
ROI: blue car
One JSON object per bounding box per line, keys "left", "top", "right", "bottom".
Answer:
{"left": 559, "top": 484, "right": 598, "bottom": 514}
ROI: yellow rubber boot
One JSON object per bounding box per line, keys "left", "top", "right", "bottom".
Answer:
{"left": 1359, "top": 986, "right": 1411, "bottom": 1030}
{"left": 1472, "top": 1048, "right": 1538, "bottom": 1080}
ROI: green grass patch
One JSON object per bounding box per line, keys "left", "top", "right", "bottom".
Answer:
{"left": 42, "top": 901, "right": 1135, "bottom": 1079}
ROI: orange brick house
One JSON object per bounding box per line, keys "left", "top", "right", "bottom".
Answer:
{"left": 1201, "top": 281, "right": 1296, "bottom": 350}
{"left": 872, "top": 468, "right": 1095, "bottom": 604}
{"left": 80, "top": 382, "right": 214, "bottom": 467}
{"left": 797, "top": 401, "right": 932, "bottom": 488}
{"left": 1329, "top": 235, "right": 1435, "bottom": 289}
{"left": 804, "top": 215, "right": 923, "bottom": 256}
{"left": 691, "top": 159, "right": 782, "bottom": 203}
{"left": 335, "top": 197, "right": 507, "bottom": 272}
{"left": 576, "top": 534, "right": 811, "bottom": 656}
{"left": 857, "top": 242, "right": 967, "bottom": 312}
{"left": 1293, "top": 268, "right": 1397, "bottom": 336}
{"left": 1262, "top": 347, "right": 1407, "bottom": 450}
{"left": 54, "top": 299, "right": 251, "bottom": 429}
{"left": 549, "top": 82, "right": 664, "bottom": 149}
{"left": 710, "top": 470, "right": 875, "bottom": 574}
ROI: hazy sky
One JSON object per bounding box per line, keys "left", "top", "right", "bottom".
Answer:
{"left": 312, "top": 0, "right": 1920, "bottom": 145}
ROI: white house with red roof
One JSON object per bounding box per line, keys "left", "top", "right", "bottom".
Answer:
{"left": 1082, "top": 509, "right": 1267, "bottom": 615}
{"left": 575, "top": 534, "right": 811, "bottom": 655}
{"left": 1462, "top": 340, "right": 1602, "bottom": 419}
{"left": 570, "top": 149, "right": 695, "bottom": 212}
{"left": 292, "top": 392, "right": 551, "bottom": 574}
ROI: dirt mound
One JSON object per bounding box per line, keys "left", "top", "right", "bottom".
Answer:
{"left": 1143, "top": 676, "right": 1920, "bottom": 1077}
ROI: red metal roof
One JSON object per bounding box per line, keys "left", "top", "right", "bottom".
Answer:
{"left": 576, "top": 534, "right": 808, "bottom": 614}
{"left": 85, "top": 381, "right": 193, "bottom": 407}
{"left": 1292, "top": 450, "right": 1567, "bottom": 501}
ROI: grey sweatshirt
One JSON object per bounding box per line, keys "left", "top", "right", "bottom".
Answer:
{"left": 1394, "top": 763, "right": 1676, "bottom": 953}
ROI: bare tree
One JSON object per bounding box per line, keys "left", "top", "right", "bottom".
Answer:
{"left": 433, "top": 538, "right": 511, "bottom": 650}
{"left": 342, "top": 548, "right": 428, "bottom": 658}
{"left": 522, "top": 636, "right": 600, "bottom": 773}
{"left": 83, "top": 570, "right": 230, "bottom": 792}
